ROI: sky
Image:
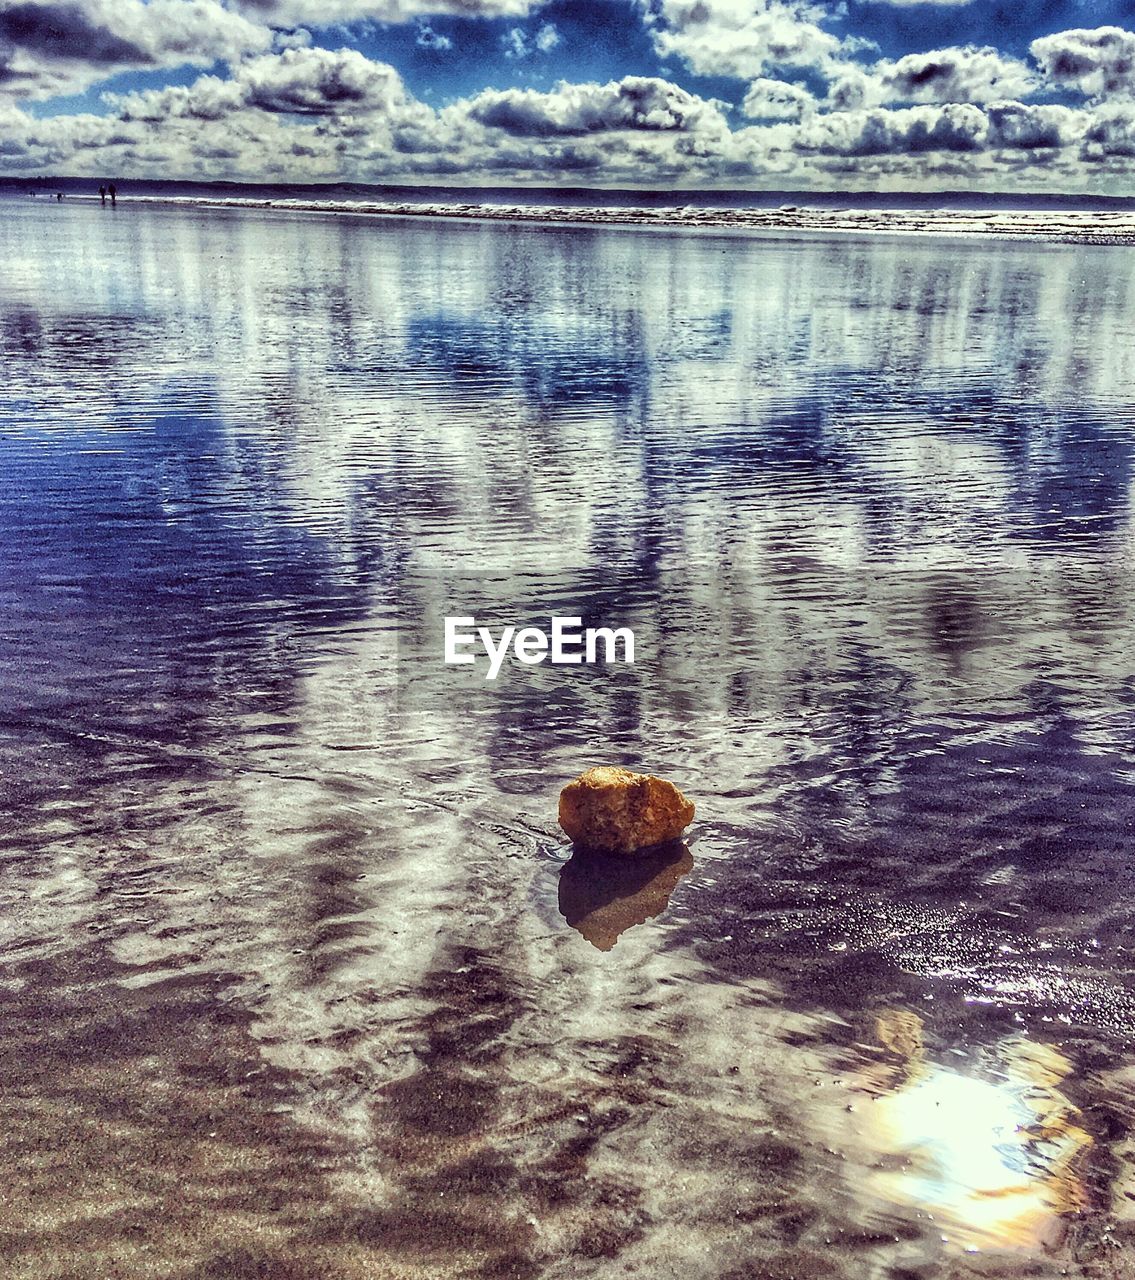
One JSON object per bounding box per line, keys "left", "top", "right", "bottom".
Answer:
{"left": 5, "top": 0, "right": 1135, "bottom": 191}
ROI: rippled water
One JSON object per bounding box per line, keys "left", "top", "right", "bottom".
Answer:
{"left": 3, "top": 199, "right": 1135, "bottom": 1278}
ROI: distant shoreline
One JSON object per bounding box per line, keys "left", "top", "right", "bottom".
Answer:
{"left": 16, "top": 190, "right": 1135, "bottom": 243}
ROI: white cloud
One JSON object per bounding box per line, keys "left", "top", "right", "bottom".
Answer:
{"left": 824, "top": 47, "right": 1039, "bottom": 118}
{"left": 501, "top": 21, "right": 560, "bottom": 60}
{"left": 85, "top": 61, "right": 745, "bottom": 184}
{"left": 465, "top": 76, "right": 730, "bottom": 138}
{"left": 108, "top": 46, "right": 413, "bottom": 121}
{"left": 849, "top": 47, "right": 1037, "bottom": 107}
{"left": 782, "top": 100, "right": 1084, "bottom": 158}
{"left": 986, "top": 101, "right": 1082, "bottom": 150}
{"left": 0, "top": 35, "right": 1126, "bottom": 193}
{"left": 239, "top": 46, "right": 408, "bottom": 114}
{"left": 228, "top": 0, "right": 538, "bottom": 24}
{"left": 742, "top": 77, "right": 815, "bottom": 120}
{"left": 1081, "top": 101, "right": 1135, "bottom": 157}
{"left": 0, "top": 0, "right": 272, "bottom": 100}
{"left": 501, "top": 26, "right": 527, "bottom": 59}
{"left": 643, "top": 0, "right": 853, "bottom": 81}
{"left": 415, "top": 22, "right": 452, "bottom": 50}
{"left": 1031, "top": 27, "right": 1135, "bottom": 99}
{"left": 793, "top": 101, "right": 988, "bottom": 155}
{"left": 0, "top": 0, "right": 548, "bottom": 104}
{"left": 534, "top": 22, "right": 560, "bottom": 53}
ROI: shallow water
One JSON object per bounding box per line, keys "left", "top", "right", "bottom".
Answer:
{"left": 2, "top": 200, "right": 1135, "bottom": 1278}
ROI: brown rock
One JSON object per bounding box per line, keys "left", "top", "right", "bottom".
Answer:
{"left": 557, "top": 766, "right": 695, "bottom": 854}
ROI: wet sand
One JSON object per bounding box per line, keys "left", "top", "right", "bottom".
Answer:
{"left": 3, "top": 200, "right": 1135, "bottom": 1277}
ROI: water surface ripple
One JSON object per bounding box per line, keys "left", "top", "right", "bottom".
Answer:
{"left": 1, "top": 201, "right": 1135, "bottom": 1278}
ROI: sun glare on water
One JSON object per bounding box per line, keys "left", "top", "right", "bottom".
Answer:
{"left": 855, "top": 1013, "right": 1092, "bottom": 1251}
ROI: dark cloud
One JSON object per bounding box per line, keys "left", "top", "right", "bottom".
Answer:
{"left": 0, "top": 3, "right": 148, "bottom": 65}
{"left": 0, "top": 0, "right": 271, "bottom": 103}
{"left": 1031, "top": 26, "right": 1135, "bottom": 97}
{"left": 986, "top": 101, "right": 1076, "bottom": 149}
{"left": 1082, "top": 105, "right": 1135, "bottom": 156}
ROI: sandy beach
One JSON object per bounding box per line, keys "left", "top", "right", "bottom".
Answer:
{"left": 72, "top": 192, "right": 1135, "bottom": 244}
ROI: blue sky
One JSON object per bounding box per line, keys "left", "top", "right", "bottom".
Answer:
{"left": 7, "top": 0, "right": 1135, "bottom": 191}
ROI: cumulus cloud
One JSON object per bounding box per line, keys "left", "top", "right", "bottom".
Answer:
{"left": 789, "top": 99, "right": 1085, "bottom": 157}
{"left": 825, "top": 46, "right": 1037, "bottom": 114}
{"left": 240, "top": 46, "right": 408, "bottom": 113}
{"left": 5, "top": 4, "right": 1135, "bottom": 194}
{"left": 1079, "top": 102, "right": 1135, "bottom": 157}
{"left": 643, "top": 0, "right": 853, "bottom": 81}
{"left": 986, "top": 101, "right": 1082, "bottom": 149}
{"left": 228, "top": 0, "right": 538, "bottom": 23}
{"left": 793, "top": 102, "right": 987, "bottom": 155}
{"left": 875, "top": 47, "right": 1035, "bottom": 104}
{"left": 1031, "top": 26, "right": 1135, "bottom": 99}
{"left": 108, "top": 46, "right": 412, "bottom": 121}
{"left": 110, "top": 76, "right": 238, "bottom": 121}
{"left": 466, "top": 76, "right": 729, "bottom": 137}
{"left": 742, "top": 77, "right": 815, "bottom": 120}
{"left": 0, "top": 78, "right": 1108, "bottom": 190}
{"left": 0, "top": 0, "right": 547, "bottom": 103}
{"left": 94, "top": 57, "right": 742, "bottom": 186}
{"left": 0, "top": 0, "right": 271, "bottom": 99}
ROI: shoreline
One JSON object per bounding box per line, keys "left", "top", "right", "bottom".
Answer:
{"left": 41, "top": 190, "right": 1135, "bottom": 244}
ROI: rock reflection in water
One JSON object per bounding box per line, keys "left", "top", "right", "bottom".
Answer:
{"left": 852, "top": 1009, "right": 1093, "bottom": 1253}
{"left": 557, "top": 841, "right": 694, "bottom": 950}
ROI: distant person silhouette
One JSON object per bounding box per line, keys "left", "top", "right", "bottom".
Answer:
{"left": 99, "top": 186, "right": 106, "bottom": 205}
{"left": 108, "top": 183, "right": 116, "bottom": 207}
{"left": 56, "top": 192, "right": 62, "bottom": 201}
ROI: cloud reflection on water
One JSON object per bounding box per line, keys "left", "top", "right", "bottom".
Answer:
{"left": 1, "top": 204, "right": 1134, "bottom": 1275}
